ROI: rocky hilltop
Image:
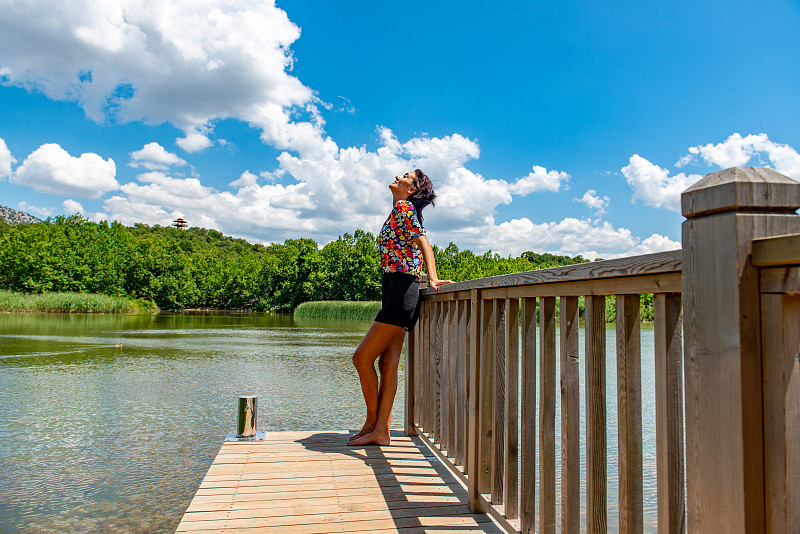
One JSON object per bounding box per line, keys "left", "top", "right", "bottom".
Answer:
{"left": 0, "top": 205, "right": 42, "bottom": 225}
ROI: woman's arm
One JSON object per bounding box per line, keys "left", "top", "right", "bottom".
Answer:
{"left": 413, "top": 235, "right": 452, "bottom": 291}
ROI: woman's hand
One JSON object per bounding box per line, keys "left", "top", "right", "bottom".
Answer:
{"left": 429, "top": 278, "right": 453, "bottom": 292}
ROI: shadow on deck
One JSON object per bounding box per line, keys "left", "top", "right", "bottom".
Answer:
{"left": 175, "top": 430, "right": 502, "bottom": 533}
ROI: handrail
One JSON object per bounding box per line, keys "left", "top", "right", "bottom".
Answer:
{"left": 407, "top": 248, "right": 685, "bottom": 533}
{"left": 421, "top": 249, "right": 682, "bottom": 296}
{"left": 752, "top": 233, "right": 800, "bottom": 267}
{"left": 406, "top": 168, "right": 800, "bottom": 534}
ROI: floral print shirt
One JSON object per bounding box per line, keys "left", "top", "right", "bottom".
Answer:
{"left": 379, "top": 200, "right": 426, "bottom": 276}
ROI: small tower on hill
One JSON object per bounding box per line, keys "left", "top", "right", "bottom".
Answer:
{"left": 172, "top": 217, "right": 188, "bottom": 229}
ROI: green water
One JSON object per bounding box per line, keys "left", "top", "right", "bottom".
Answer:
{"left": 0, "top": 312, "right": 390, "bottom": 533}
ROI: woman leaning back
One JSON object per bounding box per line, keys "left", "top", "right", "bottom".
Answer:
{"left": 348, "top": 169, "right": 452, "bottom": 446}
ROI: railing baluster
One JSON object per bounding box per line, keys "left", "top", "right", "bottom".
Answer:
{"left": 441, "top": 301, "right": 450, "bottom": 453}
{"left": 540, "top": 296, "right": 557, "bottom": 534}
{"left": 560, "top": 295, "right": 580, "bottom": 533}
{"left": 761, "top": 292, "right": 800, "bottom": 533}
{"left": 448, "top": 300, "right": 457, "bottom": 457}
{"left": 434, "top": 301, "right": 442, "bottom": 443}
{"left": 427, "top": 300, "right": 435, "bottom": 439}
{"left": 457, "top": 298, "right": 467, "bottom": 469}
{"left": 426, "top": 301, "right": 433, "bottom": 435}
{"left": 521, "top": 297, "right": 537, "bottom": 534}
{"left": 479, "top": 298, "right": 494, "bottom": 495}
{"left": 414, "top": 316, "right": 422, "bottom": 427}
{"left": 504, "top": 298, "right": 519, "bottom": 519}
{"left": 468, "top": 290, "right": 485, "bottom": 512}
{"left": 617, "top": 294, "right": 643, "bottom": 534}
{"left": 493, "top": 298, "right": 507, "bottom": 505}
{"left": 654, "top": 293, "right": 685, "bottom": 534}
{"left": 585, "top": 295, "right": 607, "bottom": 533}
{"left": 405, "top": 321, "right": 416, "bottom": 436}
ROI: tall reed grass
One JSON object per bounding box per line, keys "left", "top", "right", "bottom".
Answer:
{"left": 294, "top": 300, "right": 381, "bottom": 321}
{"left": 0, "top": 290, "right": 158, "bottom": 313}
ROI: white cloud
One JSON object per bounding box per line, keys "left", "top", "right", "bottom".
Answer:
{"left": 62, "top": 199, "right": 85, "bottom": 214}
{"left": 574, "top": 189, "right": 609, "bottom": 216}
{"left": 458, "top": 216, "right": 679, "bottom": 260}
{"left": 509, "top": 165, "right": 570, "bottom": 195}
{"left": 621, "top": 154, "right": 702, "bottom": 212}
{"left": 98, "top": 129, "right": 674, "bottom": 258}
{"left": 130, "top": 142, "right": 187, "bottom": 170}
{"left": 176, "top": 130, "right": 213, "bottom": 153}
{"left": 619, "top": 234, "right": 682, "bottom": 258}
{"left": 0, "top": 2, "right": 696, "bottom": 260}
{"left": 17, "top": 201, "right": 52, "bottom": 218}
{"left": 228, "top": 171, "right": 259, "bottom": 188}
{"left": 677, "top": 133, "right": 800, "bottom": 180}
{"left": 0, "top": 138, "right": 16, "bottom": 178}
{"left": 11, "top": 143, "right": 118, "bottom": 198}
{"left": 0, "top": 0, "right": 320, "bottom": 154}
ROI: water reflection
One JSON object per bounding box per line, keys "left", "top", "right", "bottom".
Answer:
{"left": 0, "top": 312, "right": 381, "bottom": 534}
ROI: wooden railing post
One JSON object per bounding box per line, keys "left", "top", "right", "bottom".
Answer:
{"left": 479, "top": 298, "right": 494, "bottom": 495}
{"left": 503, "top": 298, "right": 519, "bottom": 519}
{"left": 654, "top": 293, "right": 684, "bottom": 534}
{"left": 433, "top": 301, "right": 442, "bottom": 443}
{"left": 585, "top": 295, "right": 607, "bottom": 533}
{"left": 539, "top": 296, "right": 557, "bottom": 534}
{"left": 468, "top": 289, "right": 486, "bottom": 512}
{"left": 681, "top": 166, "right": 800, "bottom": 533}
{"left": 492, "top": 298, "right": 506, "bottom": 505}
{"left": 405, "top": 324, "right": 417, "bottom": 436}
{"left": 448, "top": 300, "right": 457, "bottom": 458}
{"left": 760, "top": 287, "right": 800, "bottom": 533}
{"left": 456, "top": 298, "right": 468, "bottom": 469}
{"left": 560, "top": 296, "right": 580, "bottom": 533}
{"left": 423, "top": 301, "right": 432, "bottom": 434}
{"left": 617, "top": 294, "right": 643, "bottom": 534}
{"left": 520, "top": 297, "right": 537, "bottom": 534}
{"left": 441, "top": 301, "right": 451, "bottom": 454}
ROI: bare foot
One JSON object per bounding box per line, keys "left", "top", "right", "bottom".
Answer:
{"left": 347, "top": 429, "right": 391, "bottom": 446}
{"left": 347, "top": 423, "right": 375, "bottom": 444}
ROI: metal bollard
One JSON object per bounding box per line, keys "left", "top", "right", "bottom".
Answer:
{"left": 237, "top": 395, "right": 257, "bottom": 438}
{"left": 226, "top": 395, "right": 265, "bottom": 441}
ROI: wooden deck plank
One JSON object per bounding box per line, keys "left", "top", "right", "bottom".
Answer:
{"left": 177, "top": 431, "right": 500, "bottom": 533}
{"left": 190, "top": 484, "right": 458, "bottom": 503}
{"left": 200, "top": 467, "right": 436, "bottom": 488}
{"left": 195, "top": 477, "right": 458, "bottom": 496}
{"left": 186, "top": 492, "right": 464, "bottom": 512}
{"left": 177, "top": 514, "right": 497, "bottom": 533}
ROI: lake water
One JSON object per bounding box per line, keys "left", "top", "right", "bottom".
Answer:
{"left": 0, "top": 312, "right": 660, "bottom": 533}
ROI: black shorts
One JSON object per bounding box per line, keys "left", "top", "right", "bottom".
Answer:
{"left": 374, "top": 273, "right": 421, "bottom": 331}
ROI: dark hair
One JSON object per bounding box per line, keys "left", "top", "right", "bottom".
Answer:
{"left": 408, "top": 169, "right": 435, "bottom": 223}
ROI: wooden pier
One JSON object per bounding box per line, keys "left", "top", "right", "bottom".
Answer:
{"left": 176, "top": 431, "right": 502, "bottom": 533}
{"left": 178, "top": 166, "right": 800, "bottom": 534}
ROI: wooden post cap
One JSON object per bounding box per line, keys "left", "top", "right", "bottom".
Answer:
{"left": 681, "top": 166, "right": 800, "bottom": 219}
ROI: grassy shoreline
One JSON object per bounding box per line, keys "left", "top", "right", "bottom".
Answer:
{"left": 0, "top": 290, "right": 158, "bottom": 313}
{"left": 294, "top": 300, "right": 381, "bottom": 321}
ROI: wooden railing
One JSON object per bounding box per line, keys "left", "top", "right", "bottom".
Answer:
{"left": 403, "top": 167, "right": 800, "bottom": 534}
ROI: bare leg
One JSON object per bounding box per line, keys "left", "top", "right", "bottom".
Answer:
{"left": 349, "top": 322, "right": 405, "bottom": 444}
{"left": 349, "top": 326, "right": 405, "bottom": 446}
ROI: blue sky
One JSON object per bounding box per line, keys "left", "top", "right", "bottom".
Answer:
{"left": 1, "top": 0, "right": 798, "bottom": 258}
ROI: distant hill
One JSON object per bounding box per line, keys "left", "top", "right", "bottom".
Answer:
{"left": 0, "top": 206, "right": 42, "bottom": 225}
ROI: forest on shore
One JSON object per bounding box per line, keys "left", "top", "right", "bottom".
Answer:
{"left": 0, "top": 215, "right": 592, "bottom": 311}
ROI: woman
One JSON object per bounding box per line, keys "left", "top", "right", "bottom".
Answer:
{"left": 348, "top": 169, "right": 451, "bottom": 446}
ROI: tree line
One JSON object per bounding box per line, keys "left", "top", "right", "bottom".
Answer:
{"left": 0, "top": 215, "right": 593, "bottom": 311}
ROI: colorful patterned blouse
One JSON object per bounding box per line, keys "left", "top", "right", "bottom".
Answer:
{"left": 378, "top": 200, "right": 426, "bottom": 276}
